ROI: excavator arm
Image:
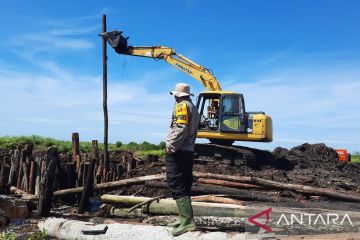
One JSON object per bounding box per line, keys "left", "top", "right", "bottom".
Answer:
{"left": 101, "top": 31, "right": 222, "bottom": 91}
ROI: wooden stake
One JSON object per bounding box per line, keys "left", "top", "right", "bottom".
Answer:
{"left": 37, "top": 147, "right": 60, "bottom": 217}
{"left": 8, "top": 150, "right": 19, "bottom": 186}
{"left": 34, "top": 157, "right": 42, "bottom": 195}
{"left": 28, "top": 161, "right": 36, "bottom": 194}
{"left": 0, "top": 159, "right": 10, "bottom": 191}
{"left": 102, "top": 14, "right": 109, "bottom": 174}
{"left": 16, "top": 150, "right": 26, "bottom": 188}
{"left": 21, "top": 162, "right": 29, "bottom": 191}
{"left": 78, "top": 154, "right": 97, "bottom": 213}
{"left": 72, "top": 133, "right": 80, "bottom": 161}
{"left": 65, "top": 162, "right": 76, "bottom": 204}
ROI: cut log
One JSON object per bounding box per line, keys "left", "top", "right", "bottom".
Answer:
{"left": 193, "top": 171, "right": 252, "bottom": 183}
{"left": 9, "top": 186, "right": 32, "bottom": 198}
{"left": 102, "top": 195, "right": 248, "bottom": 218}
{"left": 197, "top": 178, "right": 265, "bottom": 190}
{"left": 145, "top": 181, "right": 280, "bottom": 202}
{"left": 127, "top": 194, "right": 166, "bottom": 213}
{"left": 22, "top": 173, "right": 165, "bottom": 201}
{"left": 37, "top": 147, "right": 60, "bottom": 217}
{"left": 250, "top": 177, "right": 360, "bottom": 202}
{"left": 194, "top": 171, "right": 360, "bottom": 202}
{"left": 191, "top": 195, "right": 244, "bottom": 205}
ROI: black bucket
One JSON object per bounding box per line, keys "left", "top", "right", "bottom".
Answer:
{"left": 104, "top": 31, "right": 129, "bottom": 54}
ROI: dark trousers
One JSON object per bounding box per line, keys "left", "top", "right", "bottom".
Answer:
{"left": 165, "top": 150, "right": 194, "bottom": 199}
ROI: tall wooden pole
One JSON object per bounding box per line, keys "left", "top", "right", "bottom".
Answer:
{"left": 102, "top": 14, "right": 109, "bottom": 173}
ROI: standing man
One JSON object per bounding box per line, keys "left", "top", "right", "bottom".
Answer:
{"left": 165, "top": 83, "right": 200, "bottom": 236}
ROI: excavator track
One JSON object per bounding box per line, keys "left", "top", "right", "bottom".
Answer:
{"left": 194, "top": 143, "right": 275, "bottom": 169}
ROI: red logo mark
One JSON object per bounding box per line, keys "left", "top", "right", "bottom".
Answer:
{"left": 248, "top": 208, "right": 272, "bottom": 232}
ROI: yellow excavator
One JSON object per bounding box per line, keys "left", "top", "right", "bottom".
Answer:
{"left": 101, "top": 31, "right": 272, "bottom": 146}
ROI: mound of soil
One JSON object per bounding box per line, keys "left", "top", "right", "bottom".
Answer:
{"left": 111, "top": 143, "right": 360, "bottom": 197}
{"left": 273, "top": 143, "right": 340, "bottom": 170}
{"left": 197, "top": 143, "right": 360, "bottom": 192}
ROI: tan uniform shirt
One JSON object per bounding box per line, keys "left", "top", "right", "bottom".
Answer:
{"left": 166, "top": 99, "right": 200, "bottom": 153}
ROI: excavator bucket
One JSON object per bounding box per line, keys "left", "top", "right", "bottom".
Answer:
{"left": 100, "top": 31, "right": 129, "bottom": 54}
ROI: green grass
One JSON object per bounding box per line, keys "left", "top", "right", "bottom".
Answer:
{"left": 352, "top": 155, "right": 360, "bottom": 163}
{"left": 135, "top": 149, "right": 166, "bottom": 159}
{"left": 0, "top": 229, "right": 48, "bottom": 240}
{"left": 0, "top": 135, "right": 166, "bottom": 158}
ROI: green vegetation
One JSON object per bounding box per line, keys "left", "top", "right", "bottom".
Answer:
{"left": 0, "top": 135, "right": 166, "bottom": 158}
{"left": 27, "top": 229, "right": 48, "bottom": 240}
{"left": 352, "top": 154, "right": 360, "bottom": 163}
{"left": 0, "top": 229, "right": 48, "bottom": 240}
{"left": 0, "top": 232, "right": 16, "bottom": 240}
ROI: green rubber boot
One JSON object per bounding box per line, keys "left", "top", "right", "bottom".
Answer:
{"left": 172, "top": 196, "right": 196, "bottom": 236}
{"left": 167, "top": 216, "right": 180, "bottom": 227}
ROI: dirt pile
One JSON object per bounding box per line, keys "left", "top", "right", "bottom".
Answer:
{"left": 195, "top": 143, "right": 360, "bottom": 192}
{"left": 273, "top": 143, "right": 340, "bottom": 170}
{"left": 111, "top": 143, "right": 360, "bottom": 197}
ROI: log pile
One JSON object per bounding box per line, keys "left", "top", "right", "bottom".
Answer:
{"left": 1, "top": 132, "right": 161, "bottom": 216}
{"left": 1, "top": 133, "right": 155, "bottom": 199}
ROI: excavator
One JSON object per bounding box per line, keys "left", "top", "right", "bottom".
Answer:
{"left": 101, "top": 30, "right": 272, "bottom": 146}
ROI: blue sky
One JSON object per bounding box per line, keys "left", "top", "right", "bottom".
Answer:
{"left": 0, "top": 1, "right": 360, "bottom": 152}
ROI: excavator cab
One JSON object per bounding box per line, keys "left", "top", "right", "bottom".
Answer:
{"left": 197, "top": 92, "right": 247, "bottom": 145}
{"left": 196, "top": 91, "right": 272, "bottom": 145}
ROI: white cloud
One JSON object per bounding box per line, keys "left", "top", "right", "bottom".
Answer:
{"left": 223, "top": 66, "right": 360, "bottom": 151}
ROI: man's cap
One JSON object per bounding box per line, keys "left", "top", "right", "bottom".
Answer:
{"left": 170, "top": 83, "right": 194, "bottom": 97}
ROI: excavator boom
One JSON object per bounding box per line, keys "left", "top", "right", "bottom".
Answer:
{"left": 102, "top": 31, "right": 222, "bottom": 91}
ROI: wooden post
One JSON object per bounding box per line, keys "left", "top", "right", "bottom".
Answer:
{"left": 65, "top": 162, "right": 76, "bottom": 204}
{"left": 77, "top": 160, "right": 85, "bottom": 187}
{"left": 82, "top": 163, "right": 89, "bottom": 187}
{"left": 0, "top": 158, "right": 10, "bottom": 191}
{"left": 76, "top": 155, "right": 81, "bottom": 173}
{"left": 16, "top": 150, "right": 26, "bottom": 188}
{"left": 92, "top": 140, "right": 99, "bottom": 183}
{"left": 34, "top": 157, "right": 42, "bottom": 195}
{"left": 72, "top": 133, "right": 80, "bottom": 161}
{"left": 78, "top": 156, "right": 97, "bottom": 213}
{"left": 37, "top": 147, "right": 60, "bottom": 217}
{"left": 116, "top": 164, "right": 124, "bottom": 180}
{"left": 28, "top": 161, "right": 36, "bottom": 194}
{"left": 127, "top": 159, "right": 132, "bottom": 172}
{"left": 8, "top": 150, "right": 19, "bottom": 186}
{"left": 21, "top": 162, "right": 29, "bottom": 191}
{"left": 102, "top": 14, "right": 109, "bottom": 174}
